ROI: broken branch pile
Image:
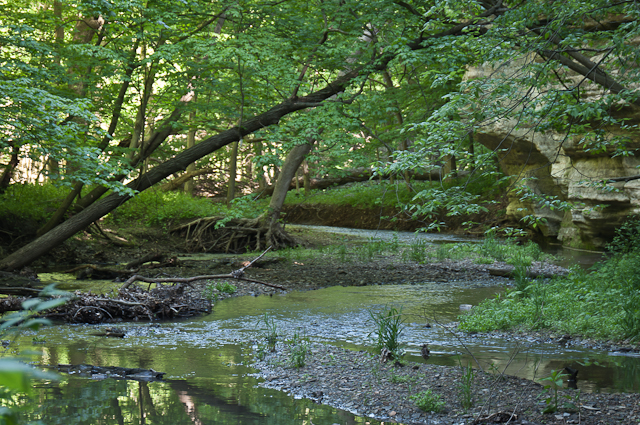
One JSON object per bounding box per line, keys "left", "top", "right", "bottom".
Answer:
{"left": 46, "top": 284, "right": 211, "bottom": 323}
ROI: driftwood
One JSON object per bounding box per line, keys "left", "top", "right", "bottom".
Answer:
{"left": 45, "top": 284, "right": 211, "bottom": 324}
{"left": 52, "top": 364, "right": 165, "bottom": 381}
{"left": 119, "top": 246, "right": 286, "bottom": 291}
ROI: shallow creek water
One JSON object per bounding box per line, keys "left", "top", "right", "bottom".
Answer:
{"left": 13, "top": 227, "right": 636, "bottom": 424}
{"left": 10, "top": 284, "right": 639, "bottom": 424}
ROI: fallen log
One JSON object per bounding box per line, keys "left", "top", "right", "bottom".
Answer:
{"left": 51, "top": 364, "right": 166, "bottom": 381}
{"left": 119, "top": 246, "right": 286, "bottom": 291}
{"left": 119, "top": 271, "right": 285, "bottom": 292}
{"left": 258, "top": 168, "right": 469, "bottom": 196}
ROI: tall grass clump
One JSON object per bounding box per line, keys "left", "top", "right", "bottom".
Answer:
{"left": 369, "top": 306, "right": 405, "bottom": 361}
{"left": 460, "top": 217, "right": 640, "bottom": 341}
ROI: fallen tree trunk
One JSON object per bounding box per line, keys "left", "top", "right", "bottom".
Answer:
{"left": 258, "top": 168, "right": 468, "bottom": 196}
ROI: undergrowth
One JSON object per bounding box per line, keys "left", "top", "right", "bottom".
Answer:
{"left": 0, "top": 183, "right": 269, "bottom": 229}
{"left": 283, "top": 173, "right": 505, "bottom": 214}
{"left": 460, "top": 217, "right": 640, "bottom": 342}
{"left": 107, "top": 190, "right": 228, "bottom": 226}
{"left": 0, "top": 183, "right": 68, "bottom": 224}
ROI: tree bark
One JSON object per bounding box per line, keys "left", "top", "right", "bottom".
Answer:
{"left": 226, "top": 141, "right": 239, "bottom": 204}
{"left": 0, "top": 142, "right": 19, "bottom": 193}
{"left": 265, "top": 142, "right": 313, "bottom": 245}
{"left": 163, "top": 167, "right": 218, "bottom": 192}
{"left": 184, "top": 108, "right": 198, "bottom": 195}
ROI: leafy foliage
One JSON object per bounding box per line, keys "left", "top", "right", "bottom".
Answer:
{"left": 0, "top": 285, "right": 71, "bottom": 423}
{"left": 460, "top": 246, "right": 640, "bottom": 341}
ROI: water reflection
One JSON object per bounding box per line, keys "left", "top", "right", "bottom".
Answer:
{"left": 29, "top": 376, "right": 374, "bottom": 425}
{"left": 21, "top": 341, "right": 383, "bottom": 424}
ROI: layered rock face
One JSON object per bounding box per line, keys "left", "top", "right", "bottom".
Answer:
{"left": 475, "top": 120, "right": 640, "bottom": 249}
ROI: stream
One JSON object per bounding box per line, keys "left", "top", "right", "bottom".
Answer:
{"left": 8, "top": 227, "right": 638, "bottom": 424}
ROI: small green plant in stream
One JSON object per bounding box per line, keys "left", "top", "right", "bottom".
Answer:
{"left": 368, "top": 306, "right": 405, "bottom": 362}
{"left": 203, "top": 281, "right": 237, "bottom": 301}
{"left": 335, "top": 243, "right": 349, "bottom": 263}
{"left": 410, "top": 389, "right": 445, "bottom": 413}
{"left": 458, "top": 361, "right": 476, "bottom": 410}
{"left": 287, "top": 332, "right": 310, "bottom": 368}
{"left": 258, "top": 313, "right": 278, "bottom": 352}
{"left": 509, "top": 250, "right": 534, "bottom": 293}
{"left": 390, "top": 368, "right": 416, "bottom": 384}
{"left": 404, "top": 238, "right": 427, "bottom": 263}
{"left": 216, "top": 282, "right": 237, "bottom": 294}
{"left": 539, "top": 369, "right": 576, "bottom": 414}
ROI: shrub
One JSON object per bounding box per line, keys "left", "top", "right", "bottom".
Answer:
{"left": 410, "top": 389, "right": 445, "bottom": 413}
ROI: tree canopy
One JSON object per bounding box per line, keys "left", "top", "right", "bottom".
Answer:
{"left": 1, "top": 0, "right": 639, "bottom": 269}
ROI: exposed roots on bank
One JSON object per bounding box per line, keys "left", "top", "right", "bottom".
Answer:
{"left": 171, "top": 217, "right": 300, "bottom": 253}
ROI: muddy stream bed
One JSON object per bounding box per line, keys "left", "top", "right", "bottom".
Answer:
{"left": 8, "top": 226, "right": 640, "bottom": 424}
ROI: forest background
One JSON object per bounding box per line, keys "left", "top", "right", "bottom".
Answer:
{"left": 1, "top": 0, "right": 639, "bottom": 269}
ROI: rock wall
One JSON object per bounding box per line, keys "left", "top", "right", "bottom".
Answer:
{"left": 475, "top": 119, "right": 640, "bottom": 249}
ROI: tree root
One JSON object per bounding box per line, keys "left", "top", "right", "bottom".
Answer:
{"left": 171, "top": 217, "right": 301, "bottom": 253}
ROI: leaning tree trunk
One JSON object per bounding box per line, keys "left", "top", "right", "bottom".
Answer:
{"left": 0, "top": 63, "right": 364, "bottom": 271}
{"left": 170, "top": 142, "right": 313, "bottom": 253}
{"left": 264, "top": 142, "right": 313, "bottom": 247}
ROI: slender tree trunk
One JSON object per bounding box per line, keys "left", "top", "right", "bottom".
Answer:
{"left": 266, "top": 142, "right": 313, "bottom": 242}
{"left": 382, "top": 71, "right": 410, "bottom": 187}
{"left": 226, "top": 141, "right": 238, "bottom": 204}
{"left": 128, "top": 40, "right": 165, "bottom": 162}
{"left": 47, "top": 0, "right": 64, "bottom": 178}
{"left": 468, "top": 130, "right": 475, "bottom": 172}
{"left": 40, "top": 39, "right": 140, "bottom": 232}
{"left": 302, "top": 160, "right": 310, "bottom": 195}
{"left": 184, "top": 106, "right": 198, "bottom": 195}
{"left": 0, "top": 143, "right": 19, "bottom": 193}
